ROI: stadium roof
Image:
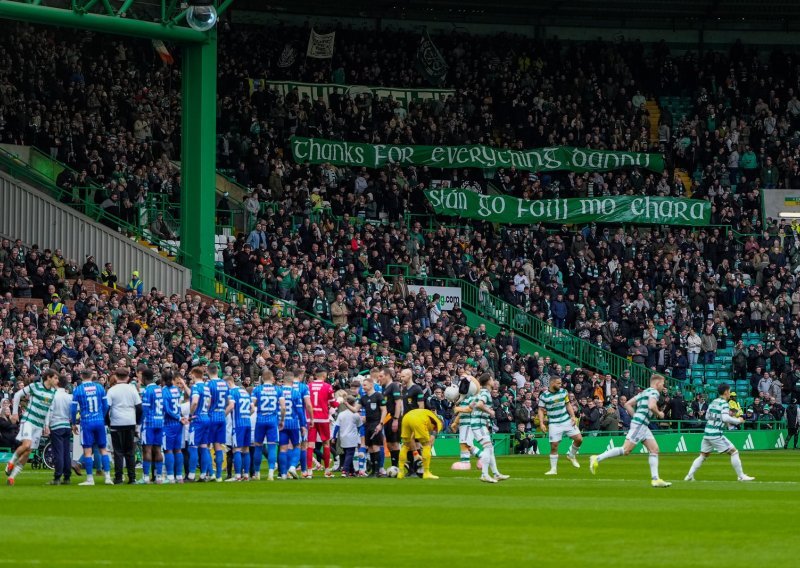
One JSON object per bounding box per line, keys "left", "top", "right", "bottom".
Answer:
{"left": 236, "top": 0, "right": 800, "bottom": 28}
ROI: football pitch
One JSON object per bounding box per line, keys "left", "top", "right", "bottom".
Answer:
{"left": 2, "top": 451, "right": 798, "bottom": 568}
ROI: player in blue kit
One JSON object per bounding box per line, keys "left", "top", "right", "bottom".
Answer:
{"left": 206, "top": 364, "right": 229, "bottom": 482}
{"left": 187, "top": 366, "right": 212, "bottom": 482}
{"left": 225, "top": 375, "right": 252, "bottom": 481}
{"left": 251, "top": 370, "right": 285, "bottom": 481}
{"left": 138, "top": 367, "right": 165, "bottom": 484}
{"left": 278, "top": 371, "right": 305, "bottom": 479}
{"left": 161, "top": 370, "right": 187, "bottom": 483}
{"left": 293, "top": 371, "right": 314, "bottom": 478}
{"left": 71, "top": 370, "right": 113, "bottom": 486}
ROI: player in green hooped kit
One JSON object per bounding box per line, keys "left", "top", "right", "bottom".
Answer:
{"left": 684, "top": 383, "right": 755, "bottom": 482}
{"left": 538, "top": 375, "right": 582, "bottom": 475}
{"left": 590, "top": 373, "right": 672, "bottom": 488}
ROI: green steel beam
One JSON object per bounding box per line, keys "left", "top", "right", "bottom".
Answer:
{"left": 180, "top": 31, "right": 218, "bottom": 294}
{"left": 0, "top": 1, "right": 209, "bottom": 43}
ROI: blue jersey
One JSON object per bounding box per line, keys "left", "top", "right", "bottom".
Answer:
{"left": 71, "top": 382, "right": 107, "bottom": 426}
{"left": 207, "top": 378, "right": 229, "bottom": 423}
{"left": 280, "top": 385, "right": 303, "bottom": 430}
{"left": 191, "top": 381, "right": 211, "bottom": 423}
{"left": 291, "top": 381, "right": 309, "bottom": 428}
{"left": 141, "top": 383, "right": 165, "bottom": 429}
{"left": 162, "top": 385, "right": 182, "bottom": 424}
{"left": 228, "top": 386, "right": 252, "bottom": 429}
{"left": 252, "top": 384, "right": 283, "bottom": 425}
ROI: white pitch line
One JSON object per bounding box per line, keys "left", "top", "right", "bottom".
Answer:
{"left": 0, "top": 561, "right": 365, "bottom": 568}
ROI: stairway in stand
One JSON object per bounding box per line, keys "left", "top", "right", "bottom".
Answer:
{"left": 675, "top": 168, "right": 693, "bottom": 197}
{"left": 646, "top": 99, "right": 661, "bottom": 145}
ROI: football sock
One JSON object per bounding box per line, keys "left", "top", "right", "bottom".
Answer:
{"left": 174, "top": 452, "right": 184, "bottom": 479}
{"left": 9, "top": 454, "right": 17, "bottom": 466}
{"left": 202, "top": 448, "right": 213, "bottom": 477}
{"left": 549, "top": 454, "right": 558, "bottom": 472}
{"left": 422, "top": 445, "right": 432, "bottom": 474}
{"left": 358, "top": 447, "right": 367, "bottom": 472}
{"left": 648, "top": 454, "right": 659, "bottom": 480}
{"left": 10, "top": 464, "right": 22, "bottom": 479}
{"left": 471, "top": 444, "right": 484, "bottom": 458}
{"left": 188, "top": 447, "right": 198, "bottom": 477}
{"left": 102, "top": 454, "right": 111, "bottom": 473}
{"left": 155, "top": 459, "right": 163, "bottom": 478}
{"left": 687, "top": 455, "right": 705, "bottom": 477}
{"left": 267, "top": 445, "right": 277, "bottom": 471}
{"left": 278, "top": 450, "right": 288, "bottom": 475}
{"left": 253, "top": 446, "right": 263, "bottom": 473}
{"left": 378, "top": 446, "right": 385, "bottom": 468}
{"left": 215, "top": 450, "right": 224, "bottom": 478}
{"left": 142, "top": 460, "right": 151, "bottom": 479}
{"left": 300, "top": 446, "right": 308, "bottom": 473}
{"left": 323, "top": 445, "right": 332, "bottom": 469}
{"left": 568, "top": 442, "right": 580, "bottom": 457}
{"left": 390, "top": 449, "right": 399, "bottom": 468}
{"left": 459, "top": 450, "right": 470, "bottom": 462}
{"left": 596, "top": 447, "right": 625, "bottom": 462}
{"left": 731, "top": 453, "right": 744, "bottom": 477}
{"left": 165, "top": 453, "right": 175, "bottom": 477}
{"left": 242, "top": 453, "right": 250, "bottom": 476}
{"left": 370, "top": 452, "right": 381, "bottom": 473}
{"left": 85, "top": 456, "right": 94, "bottom": 479}
{"left": 481, "top": 446, "right": 492, "bottom": 477}
{"left": 233, "top": 452, "right": 242, "bottom": 476}
{"left": 397, "top": 444, "right": 408, "bottom": 474}
{"left": 306, "top": 446, "right": 315, "bottom": 469}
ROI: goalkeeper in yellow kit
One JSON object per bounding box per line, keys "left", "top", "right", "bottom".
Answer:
{"left": 397, "top": 409, "right": 443, "bottom": 479}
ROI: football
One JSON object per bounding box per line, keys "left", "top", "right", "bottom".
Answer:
{"left": 386, "top": 466, "right": 399, "bottom": 478}
{"left": 444, "top": 385, "right": 460, "bottom": 402}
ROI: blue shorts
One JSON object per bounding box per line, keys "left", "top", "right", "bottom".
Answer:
{"left": 254, "top": 423, "right": 279, "bottom": 445}
{"left": 163, "top": 422, "right": 183, "bottom": 451}
{"left": 207, "top": 421, "right": 227, "bottom": 445}
{"left": 233, "top": 425, "right": 252, "bottom": 448}
{"left": 189, "top": 421, "right": 208, "bottom": 447}
{"left": 81, "top": 422, "right": 107, "bottom": 449}
{"left": 279, "top": 428, "right": 300, "bottom": 447}
{"left": 141, "top": 425, "right": 164, "bottom": 447}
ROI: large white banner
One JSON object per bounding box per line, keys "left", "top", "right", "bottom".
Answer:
{"left": 306, "top": 29, "right": 335, "bottom": 59}
{"left": 408, "top": 285, "right": 462, "bottom": 311}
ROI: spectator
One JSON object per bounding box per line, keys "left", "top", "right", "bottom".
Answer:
{"left": 126, "top": 271, "right": 144, "bottom": 297}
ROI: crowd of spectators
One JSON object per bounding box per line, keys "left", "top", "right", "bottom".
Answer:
{"left": 2, "top": 23, "right": 800, "bottom": 448}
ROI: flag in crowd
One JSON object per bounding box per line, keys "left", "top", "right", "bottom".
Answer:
{"left": 277, "top": 44, "right": 298, "bottom": 68}
{"left": 416, "top": 29, "right": 447, "bottom": 85}
{"left": 306, "top": 29, "right": 336, "bottom": 59}
{"left": 152, "top": 40, "right": 174, "bottom": 65}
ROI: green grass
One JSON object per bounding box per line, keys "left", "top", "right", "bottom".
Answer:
{"left": 2, "top": 452, "right": 799, "bottom": 567}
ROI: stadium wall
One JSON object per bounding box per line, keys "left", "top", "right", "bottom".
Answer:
{"left": 0, "top": 171, "right": 191, "bottom": 296}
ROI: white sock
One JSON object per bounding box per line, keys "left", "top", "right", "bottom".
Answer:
{"left": 648, "top": 454, "right": 659, "bottom": 480}
{"left": 549, "top": 454, "right": 558, "bottom": 471}
{"left": 490, "top": 449, "right": 500, "bottom": 475}
{"left": 167, "top": 475, "right": 175, "bottom": 481}
{"left": 687, "top": 455, "right": 705, "bottom": 477}
{"left": 10, "top": 464, "right": 23, "bottom": 479}
{"left": 731, "top": 452, "right": 744, "bottom": 477}
{"left": 9, "top": 454, "right": 18, "bottom": 466}
{"left": 481, "top": 447, "right": 492, "bottom": 477}
{"left": 568, "top": 443, "right": 578, "bottom": 458}
{"left": 596, "top": 447, "right": 625, "bottom": 462}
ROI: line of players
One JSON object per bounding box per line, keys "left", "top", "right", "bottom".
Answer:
{"left": 28, "top": 363, "right": 497, "bottom": 484}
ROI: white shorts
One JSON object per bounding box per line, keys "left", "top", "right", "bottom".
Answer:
{"left": 459, "top": 424, "right": 475, "bottom": 446}
{"left": 626, "top": 422, "right": 655, "bottom": 445}
{"left": 16, "top": 421, "right": 44, "bottom": 450}
{"left": 549, "top": 421, "right": 580, "bottom": 443}
{"left": 701, "top": 435, "right": 735, "bottom": 454}
{"left": 470, "top": 426, "right": 492, "bottom": 445}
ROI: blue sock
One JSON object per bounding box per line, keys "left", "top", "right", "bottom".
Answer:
{"left": 175, "top": 452, "right": 184, "bottom": 478}
{"left": 143, "top": 460, "right": 151, "bottom": 478}
{"left": 155, "top": 460, "right": 163, "bottom": 477}
{"left": 253, "top": 446, "right": 263, "bottom": 473}
{"left": 267, "top": 445, "right": 277, "bottom": 471}
{"left": 85, "top": 456, "right": 94, "bottom": 477}
{"left": 188, "top": 447, "right": 198, "bottom": 476}
{"left": 358, "top": 448, "right": 367, "bottom": 472}
{"left": 300, "top": 446, "right": 307, "bottom": 473}
{"left": 233, "top": 452, "right": 242, "bottom": 476}
{"left": 201, "top": 448, "right": 212, "bottom": 476}
{"left": 215, "top": 449, "right": 224, "bottom": 478}
{"left": 243, "top": 452, "right": 250, "bottom": 477}
{"left": 291, "top": 447, "right": 301, "bottom": 470}
{"left": 379, "top": 447, "right": 385, "bottom": 469}
{"left": 102, "top": 454, "right": 111, "bottom": 473}
{"left": 165, "top": 453, "right": 175, "bottom": 477}
{"left": 278, "top": 450, "right": 287, "bottom": 475}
